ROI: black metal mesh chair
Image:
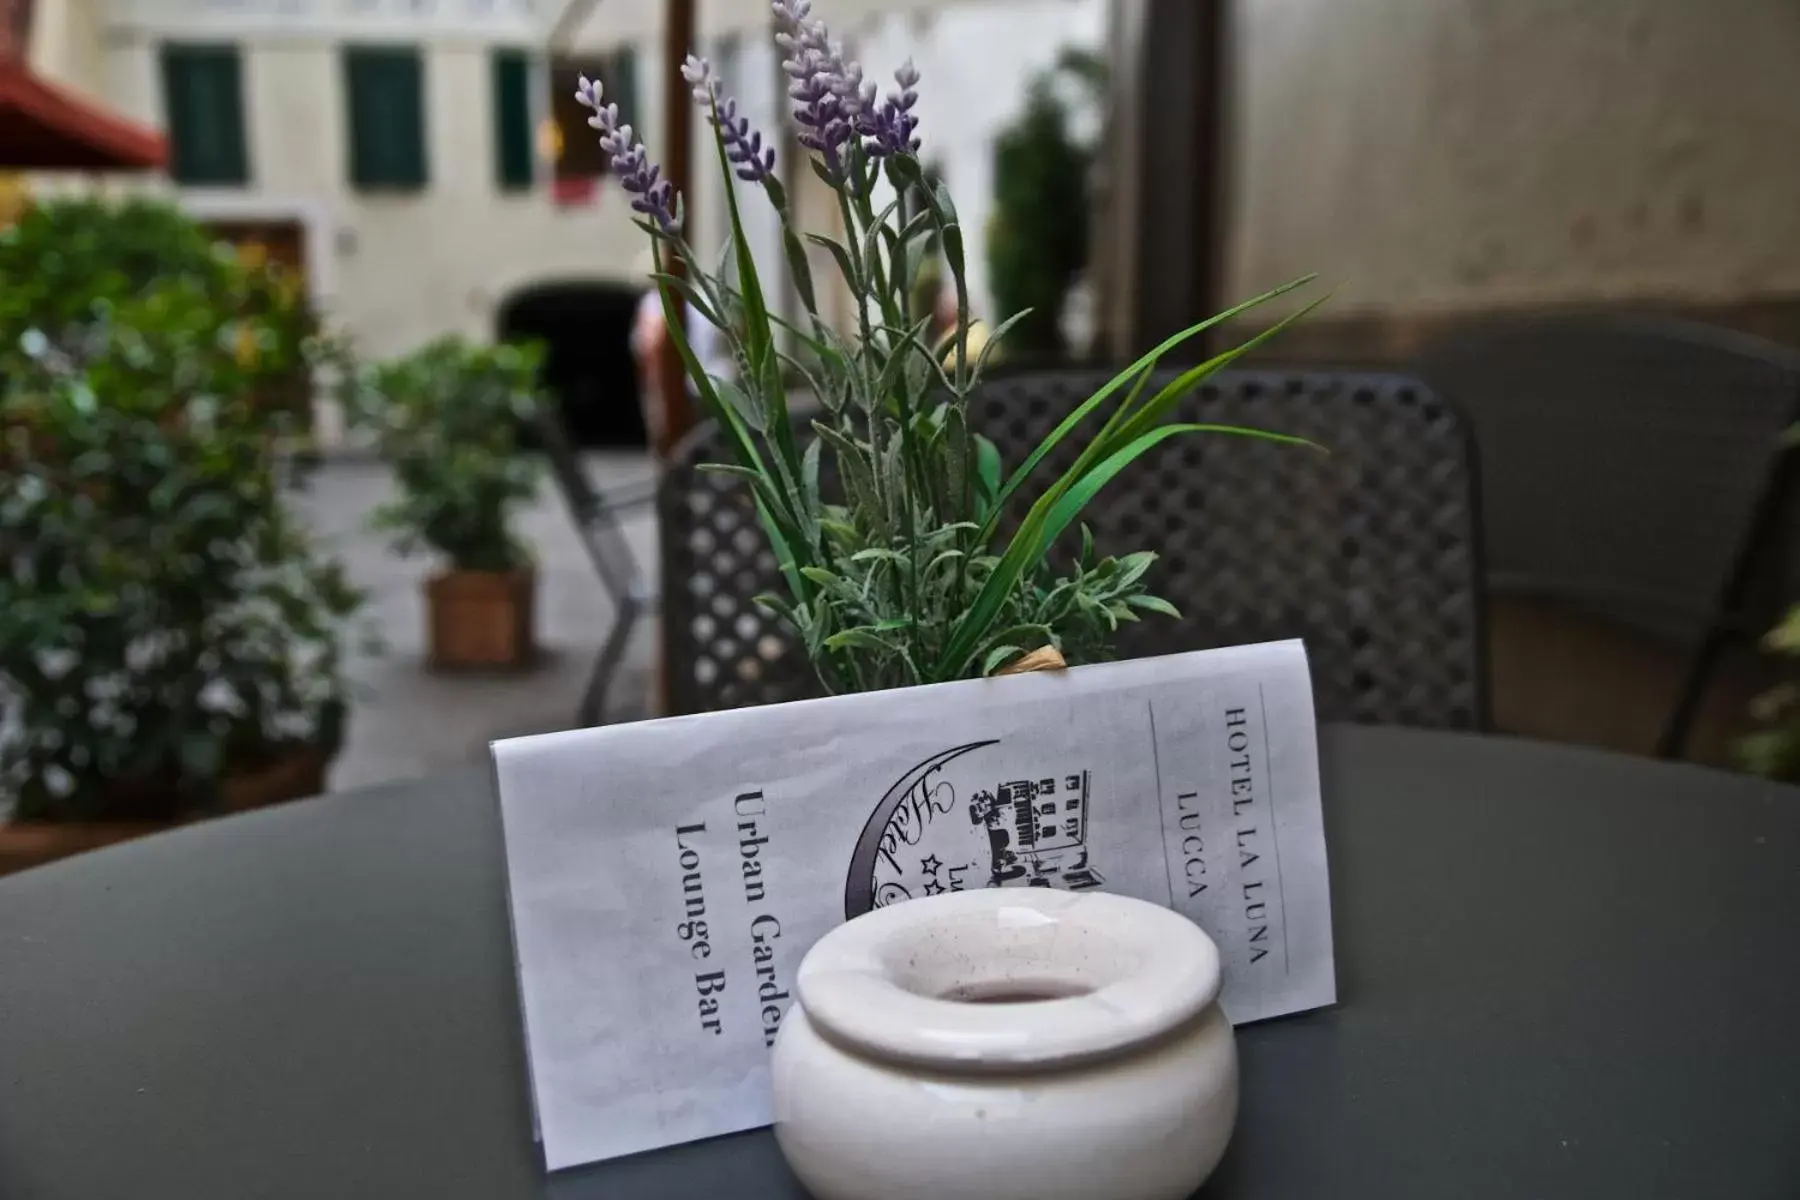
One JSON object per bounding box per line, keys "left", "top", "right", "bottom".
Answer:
{"left": 659, "top": 368, "right": 1485, "bottom": 729}
{"left": 534, "top": 408, "right": 657, "bottom": 726}
{"left": 1414, "top": 317, "right": 1800, "bottom": 756}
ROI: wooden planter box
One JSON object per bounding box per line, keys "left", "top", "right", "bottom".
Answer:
{"left": 426, "top": 568, "right": 537, "bottom": 671}
{"left": 0, "top": 743, "right": 334, "bottom": 877}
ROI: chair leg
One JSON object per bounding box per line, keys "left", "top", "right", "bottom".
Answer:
{"left": 577, "top": 603, "right": 639, "bottom": 728}
{"left": 1656, "top": 627, "right": 1728, "bottom": 760}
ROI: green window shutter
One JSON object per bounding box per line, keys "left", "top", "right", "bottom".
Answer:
{"left": 491, "top": 49, "right": 533, "bottom": 191}
{"left": 609, "top": 46, "right": 638, "bottom": 130}
{"left": 160, "top": 44, "right": 249, "bottom": 186}
{"left": 344, "top": 47, "right": 428, "bottom": 191}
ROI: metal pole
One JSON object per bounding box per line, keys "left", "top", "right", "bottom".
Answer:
{"left": 653, "top": 0, "right": 697, "bottom": 719}
{"left": 657, "top": 0, "right": 697, "bottom": 459}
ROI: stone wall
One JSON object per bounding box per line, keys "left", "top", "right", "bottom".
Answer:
{"left": 1220, "top": 0, "right": 1800, "bottom": 342}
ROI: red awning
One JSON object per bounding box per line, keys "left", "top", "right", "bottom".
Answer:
{"left": 0, "top": 64, "right": 165, "bottom": 170}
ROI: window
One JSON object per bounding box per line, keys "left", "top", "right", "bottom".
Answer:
{"left": 607, "top": 48, "right": 639, "bottom": 133}
{"left": 161, "top": 44, "right": 250, "bottom": 186}
{"left": 491, "top": 49, "right": 534, "bottom": 190}
{"left": 344, "top": 47, "right": 428, "bottom": 191}
{"left": 548, "top": 48, "right": 638, "bottom": 184}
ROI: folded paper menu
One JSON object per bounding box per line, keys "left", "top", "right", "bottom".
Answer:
{"left": 491, "top": 639, "right": 1336, "bottom": 1171}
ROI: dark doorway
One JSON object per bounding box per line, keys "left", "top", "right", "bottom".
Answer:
{"left": 498, "top": 281, "right": 644, "bottom": 447}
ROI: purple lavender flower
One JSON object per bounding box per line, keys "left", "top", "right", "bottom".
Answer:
{"left": 682, "top": 55, "right": 777, "bottom": 184}
{"left": 862, "top": 59, "right": 922, "bottom": 158}
{"left": 772, "top": 0, "right": 870, "bottom": 178}
{"left": 575, "top": 74, "right": 679, "bottom": 231}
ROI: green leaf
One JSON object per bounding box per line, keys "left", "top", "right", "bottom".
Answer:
{"left": 696, "top": 461, "right": 770, "bottom": 487}
{"left": 941, "top": 403, "right": 970, "bottom": 522}
{"left": 812, "top": 421, "right": 883, "bottom": 532}
{"left": 880, "top": 433, "right": 907, "bottom": 531}
{"left": 941, "top": 223, "right": 966, "bottom": 313}
{"left": 982, "top": 645, "right": 1023, "bottom": 675}
{"left": 932, "top": 181, "right": 960, "bottom": 227}
{"left": 1126, "top": 593, "right": 1182, "bottom": 619}
{"left": 753, "top": 590, "right": 801, "bottom": 625}
{"left": 804, "top": 232, "right": 860, "bottom": 293}
{"left": 1114, "top": 550, "right": 1156, "bottom": 590}
{"left": 924, "top": 548, "right": 965, "bottom": 580}
{"left": 973, "top": 434, "right": 1002, "bottom": 516}
{"left": 1763, "top": 605, "right": 1800, "bottom": 653}
{"left": 873, "top": 316, "right": 934, "bottom": 417}
{"left": 648, "top": 272, "right": 722, "bottom": 329}
{"left": 825, "top": 627, "right": 898, "bottom": 653}
{"left": 766, "top": 177, "right": 820, "bottom": 319}
{"left": 971, "top": 306, "right": 1035, "bottom": 380}
{"left": 713, "top": 375, "right": 767, "bottom": 433}
{"left": 903, "top": 338, "right": 932, "bottom": 404}
{"left": 802, "top": 434, "right": 822, "bottom": 517}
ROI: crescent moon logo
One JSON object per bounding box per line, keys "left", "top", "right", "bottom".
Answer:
{"left": 842, "top": 740, "right": 998, "bottom": 918}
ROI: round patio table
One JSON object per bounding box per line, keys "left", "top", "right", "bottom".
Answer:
{"left": 2, "top": 724, "right": 1797, "bottom": 1199}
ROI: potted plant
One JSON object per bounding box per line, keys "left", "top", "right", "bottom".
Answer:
{"left": 352, "top": 337, "right": 546, "bottom": 671}
{"left": 0, "top": 197, "right": 361, "bottom": 875}
{"left": 572, "top": 0, "right": 1322, "bottom": 694}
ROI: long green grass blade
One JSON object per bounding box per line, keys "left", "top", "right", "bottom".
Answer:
{"left": 989, "top": 274, "right": 1317, "bottom": 522}
{"left": 942, "top": 418, "right": 1316, "bottom": 675}
{"left": 711, "top": 114, "right": 802, "bottom": 488}
{"left": 1040, "top": 423, "right": 1319, "bottom": 551}
{"left": 654, "top": 264, "right": 759, "bottom": 476}
{"left": 1114, "top": 291, "right": 1334, "bottom": 448}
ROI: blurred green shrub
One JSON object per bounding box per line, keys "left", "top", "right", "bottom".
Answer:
{"left": 1737, "top": 605, "right": 1800, "bottom": 781}
{"left": 986, "top": 48, "right": 1106, "bottom": 362}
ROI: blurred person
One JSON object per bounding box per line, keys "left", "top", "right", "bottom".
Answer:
{"left": 630, "top": 248, "right": 731, "bottom": 458}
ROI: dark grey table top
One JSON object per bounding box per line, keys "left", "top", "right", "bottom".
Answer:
{"left": 3, "top": 724, "right": 1797, "bottom": 1199}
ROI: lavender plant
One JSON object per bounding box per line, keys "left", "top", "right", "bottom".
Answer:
{"left": 580, "top": 0, "right": 1323, "bottom": 694}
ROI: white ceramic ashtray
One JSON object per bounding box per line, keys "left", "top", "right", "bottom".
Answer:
{"left": 771, "top": 888, "right": 1237, "bottom": 1200}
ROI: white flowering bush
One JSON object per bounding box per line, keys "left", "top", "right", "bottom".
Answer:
{"left": 0, "top": 198, "right": 360, "bottom": 821}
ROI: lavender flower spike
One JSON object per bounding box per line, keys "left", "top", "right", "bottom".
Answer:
{"left": 574, "top": 74, "right": 679, "bottom": 231}
{"left": 771, "top": 0, "right": 861, "bottom": 178}
{"left": 681, "top": 55, "right": 777, "bottom": 184}
{"left": 863, "top": 58, "right": 922, "bottom": 158}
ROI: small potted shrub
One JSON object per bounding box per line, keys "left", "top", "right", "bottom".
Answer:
{"left": 354, "top": 337, "right": 546, "bottom": 670}
{"left": 0, "top": 197, "right": 361, "bottom": 874}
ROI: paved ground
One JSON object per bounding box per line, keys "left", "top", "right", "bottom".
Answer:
{"left": 290, "top": 453, "right": 661, "bottom": 794}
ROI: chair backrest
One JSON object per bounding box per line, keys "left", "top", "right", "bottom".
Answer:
{"left": 659, "top": 368, "right": 1485, "bottom": 729}
{"left": 1414, "top": 316, "right": 1800, "bottom": 644}
{"left": 533, "top": 406, "right": 645, "bottom": 602}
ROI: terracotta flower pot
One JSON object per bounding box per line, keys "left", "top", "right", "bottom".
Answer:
{"left": 425, "top": 568, "right": 537, "bottom": 671}
{"left": 0, "top": 743, "right": 336, "bottom": 877}
{"left": 0, "top": 820, "right": 170, "bottom": 877}
{"left": 219, "top": 742, "right": 333, "bottom": 813}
